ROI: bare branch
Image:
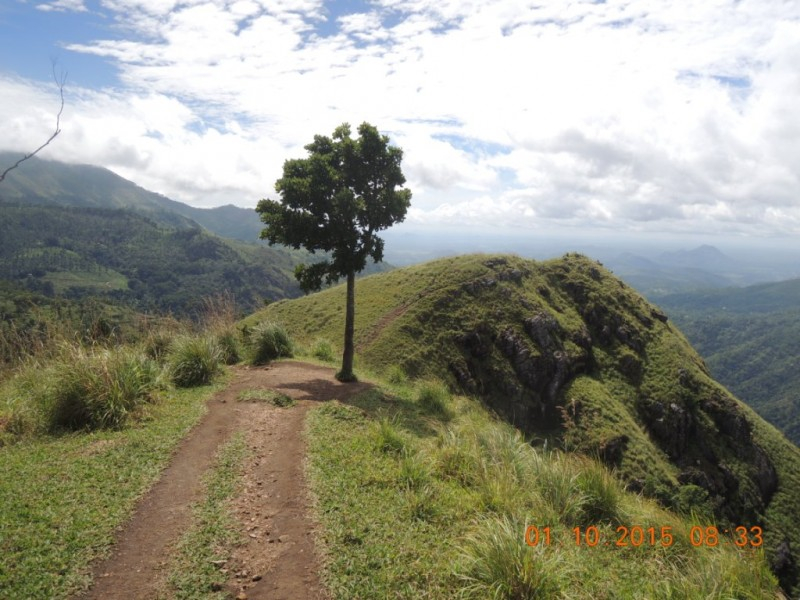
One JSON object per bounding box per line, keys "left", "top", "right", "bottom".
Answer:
{"left": 0, "top": 65, "right": 67, "bottom": 184}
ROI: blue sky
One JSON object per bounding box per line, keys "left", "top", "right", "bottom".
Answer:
{"left": 1, "top": 0, "right": 800, "bottom": 241}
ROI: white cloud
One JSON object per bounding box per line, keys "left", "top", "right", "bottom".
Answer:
{"left": 36, "top": 0, "right": 87, "bottom": 12}
{"left": 3, "top": 0, "right": 800, "bottom": 236}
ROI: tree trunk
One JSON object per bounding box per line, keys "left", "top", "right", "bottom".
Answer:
{"left": 338, "top": 269, "right": 356, "bottom": 381}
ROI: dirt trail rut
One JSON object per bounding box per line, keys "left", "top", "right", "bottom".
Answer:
{"left": 80, "top": 361, "right": 371, "bottom": 600}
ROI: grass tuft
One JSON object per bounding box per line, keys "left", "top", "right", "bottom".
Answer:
{"left": 247, "top": 321, "right": 293, "bottom": 365}
{"left": 457, "top": 515, "right": 569, "bottom": 599}
{"left": 215, "top": 330, "right": 241, "bottom": 365}
{"left": 311, "top": 338, "right": 336, "bottom": 362}
{"left": 168, "top": 335, "right": 223, "bottom": 388}
{"left": 374, "top": 416, "right": 406, "bottom": 455}
{"left": 4, "top": 345, "right": 161, "bottom": 434}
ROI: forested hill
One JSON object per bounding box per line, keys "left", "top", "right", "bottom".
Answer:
{"left": 0, "top": 152, "right": 263, "bottom": 241}
{"left": 658, "top": 279, "right": 800, "bottom": 447}
{"left": 0, "top": 202, "right": 301, "bottom": 315}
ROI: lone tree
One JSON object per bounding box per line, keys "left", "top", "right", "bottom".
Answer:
{"left": 256, "top": 122, "right": 412, "bottom": 381}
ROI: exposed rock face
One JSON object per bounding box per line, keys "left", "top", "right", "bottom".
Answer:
{"left": 453, "top": 312, "right": 592, "bottom": 432}
{"left": 637, "top": 397, "right": 695, "bottom": 459}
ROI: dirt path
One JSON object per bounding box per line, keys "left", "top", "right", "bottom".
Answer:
{"left": 80, "top": 361, "right": 371, "bottom": 600}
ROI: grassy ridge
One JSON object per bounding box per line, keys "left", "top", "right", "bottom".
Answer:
{"left": 254, "top": 253, "right": 800, "bottom": 595}
{"left": 306, "top": 377, "right": 780, "bottom": 598}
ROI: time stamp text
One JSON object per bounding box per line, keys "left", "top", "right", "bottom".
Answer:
{"left": 525, "top": 525, "right": 764, "bottom": 548}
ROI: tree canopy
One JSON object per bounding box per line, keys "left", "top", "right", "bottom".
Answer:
{"left": 256, "top": 122, "right": 411, "bottom": 291}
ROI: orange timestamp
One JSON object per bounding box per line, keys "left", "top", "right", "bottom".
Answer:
{"left": 524, "top": 525, "right": 763, "bottom": 548}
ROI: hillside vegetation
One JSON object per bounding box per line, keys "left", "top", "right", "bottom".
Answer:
{"left": 250, "top": 253, "right": 800, "bottom": 595}
{"left": 0, "top": 202, "right": 301, "bottom": 315}
{"left": 657, "top": 280, "right": 800, "bottom": 446}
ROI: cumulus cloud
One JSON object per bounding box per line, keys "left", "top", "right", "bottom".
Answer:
{"left": 2, "top": 0, "right": 800, "bottom": 235}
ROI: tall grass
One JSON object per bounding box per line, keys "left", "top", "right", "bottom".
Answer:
{"left": 200, "top": 293, "right": 242, "bottom": 365}
{"left": 167, "top": 335, "right": 223, "bottom": 388}
{"left": 3, "top": 344, "right": 161, "bottom": 434}
{"left": 311, "top": 338, "right": 335, "bottom": 362}
{"left": 306, "top": 376, "right": 783, "bottom": 599}
{"left": 458, "top": 515, "right": 569, "bottom": 599}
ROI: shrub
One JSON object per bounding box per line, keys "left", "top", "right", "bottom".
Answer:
{"left": 168, "top": 335, "right": 222, "bottom": 388}
{"left": 248, "top": 322, "right": 293, "bottom": 365}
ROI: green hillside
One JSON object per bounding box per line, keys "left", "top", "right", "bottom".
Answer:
{"left": 249, "top": 253, "right": 800, "bottom": 595}
{"left": 0, "top": 202, "right": 301, "bottom": 315}
{"left": 0, "top": 152, "right": 263, "bottom": 240}
{"left": 658, "top": 281, "right": 800, "bottom": 447}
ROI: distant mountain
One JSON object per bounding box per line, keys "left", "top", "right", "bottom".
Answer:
{"left": 657, "top": 279, "right": 800, "bottom": 447}
{"left": 658, "top": 244, "right": 738, "bottom": 270}
{"left": 0, "top": 152, "right": 262, "bottom": 241}
{"left": 156, "top": 198, "right": 265, "bottom": 242}
{"left": 604, "top": 244, "right": 769, "bottom": 295}
{"left": 0, "top": 152, "right": 198, "bottom": 229}
{"left": 658, "top": 277, "right": 800, "bottom": 314}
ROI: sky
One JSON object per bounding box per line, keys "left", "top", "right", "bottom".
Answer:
{"left": 1, "top": 0, "right": 799, "bottom": 242}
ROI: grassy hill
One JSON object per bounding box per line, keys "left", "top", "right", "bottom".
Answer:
{"left": 249, "top": 253, "right": 800, "bottom": 595}
{"left": 658, "top": 280, "right": 800, "bottom": 447}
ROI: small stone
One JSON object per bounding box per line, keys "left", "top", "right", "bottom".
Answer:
{"left": 236, "top": 593, "right": 248, "bottom": 600}
{"left": 251, "top": 575, "right": 262, "bottom": 582}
